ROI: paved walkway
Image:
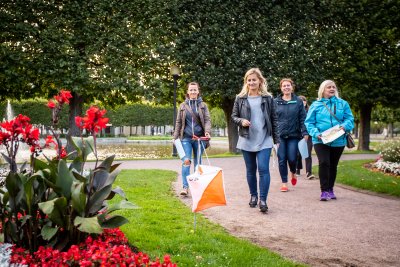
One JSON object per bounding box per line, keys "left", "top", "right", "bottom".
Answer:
{"left": 114, "top": 154, "right": 400, "bottom": 267}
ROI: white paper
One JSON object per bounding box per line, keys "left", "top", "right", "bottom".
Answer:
{"left": 174, "top": 139, "right": 186, "bottom": 159}
{"left": 321, "top": 125, "right": 345, "bottom": 144}
{"left": 298, "top": 138, "right": 309, "bottom": 159}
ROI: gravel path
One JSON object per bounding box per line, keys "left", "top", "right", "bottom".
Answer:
{"left": 115, "top": 154, "right": 400, "bottom": 267}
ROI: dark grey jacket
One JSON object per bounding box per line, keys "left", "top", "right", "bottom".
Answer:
{"left": 231, "top": 95, "right": 280, "bottom": 144}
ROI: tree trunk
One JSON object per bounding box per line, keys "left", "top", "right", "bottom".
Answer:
{"left": 221, "top": 98, "right": 238, "bottom": 154}
{"left": 357, "top": 103, "right": 372, "bottom": 151}
{"left": 67, "top": 92, "right": 84, "bottom": 151}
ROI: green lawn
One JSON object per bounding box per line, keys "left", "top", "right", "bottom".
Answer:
{"left": 115, "top": 169, "right": 304, "bottom": 267}
{"left": 313, "top": 159, "right": 400, "bottom": 197}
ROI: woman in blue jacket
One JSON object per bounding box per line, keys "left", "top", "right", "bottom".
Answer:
{"left": 275, "top": 78, "right": 308, "bottom": 192}
{"left": 305, "top": 80, "right": 354, "bottom": 201}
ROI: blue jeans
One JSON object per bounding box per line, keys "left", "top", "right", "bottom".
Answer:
{"left": 278, "top": 137, "right": 300, "bottom": 183}
{"left": 181, "top": 139, "right": 206, "bottom": 189}
{"left": 241, "top": 148, "right": 272, "bottom": 201}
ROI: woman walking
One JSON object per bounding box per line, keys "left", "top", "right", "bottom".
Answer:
{"left": 275, "top": 79, "right": 308, "bottom": 192}
{"left": 173, "top": 82, "right": 211, "bottom": 196}
{"left": 231, "top": 68, "right": 279, "bottom": 213}
{"left": 305, "top": 80, "right": 354, "bottom": 201}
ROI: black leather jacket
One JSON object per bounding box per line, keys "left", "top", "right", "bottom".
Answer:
{"left": 231, "top": 95, "right": 280, "bottom": 144}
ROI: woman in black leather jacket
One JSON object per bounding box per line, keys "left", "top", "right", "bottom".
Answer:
{"left": 231, "top": 68, "right": 279, "bottom": 213}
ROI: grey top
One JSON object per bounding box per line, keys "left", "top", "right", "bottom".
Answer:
{"left": 236, "top": 95, "right": 273, "bottom": 152}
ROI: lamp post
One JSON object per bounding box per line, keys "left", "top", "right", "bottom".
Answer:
{"left": 170, "top": 65, "right": 181, "bottom": 157}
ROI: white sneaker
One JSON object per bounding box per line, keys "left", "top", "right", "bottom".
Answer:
{"left": 306, "top": 173, "right": 315, "bottom": 180}
{"left": 180, "top": 188, "right": 188, "bottom": 196}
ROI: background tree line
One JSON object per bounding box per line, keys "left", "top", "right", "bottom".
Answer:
{"left": 0, "top": 101, "right": 227, "bottom": 131}
{"left": 1, "top": 0, "right": 399, "bottom": 151}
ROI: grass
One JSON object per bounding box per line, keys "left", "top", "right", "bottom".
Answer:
{"left": 115, "top": 169, "right": 303, "bottom": 267}
{"left": 313, "top": 159, "right": 400, "bottom": 197}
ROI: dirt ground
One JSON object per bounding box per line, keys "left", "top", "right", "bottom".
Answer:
{"left": 119, "top": 154, "right": 400, "bottom": 267}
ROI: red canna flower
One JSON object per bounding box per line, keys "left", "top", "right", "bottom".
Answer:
{"left": 47, "top": 100, "right": 56, "bottom": 109}
{"left": 75, "top": 106, "right": 109, "bottom": 134}
{"left": 54, "top": 89, "right": 73, "bottom": 104}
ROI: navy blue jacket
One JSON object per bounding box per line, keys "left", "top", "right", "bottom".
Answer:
{"left": 275, "top": 93, "right": 307, "bottom": 139}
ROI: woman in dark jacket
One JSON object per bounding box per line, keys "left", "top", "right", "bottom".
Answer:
{"left": 275, "top": 78, "right": 308, "bottom": 192}
{"left": 173, "top": 82, "right": 211, "bottom": 196}
{"left": 231, "top": 68, "right": 279, "bottom": 213}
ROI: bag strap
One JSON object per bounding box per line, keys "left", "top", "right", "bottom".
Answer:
{"left": 322, "top": 102, "right": 350, "bottom": 135}
{"left": 184, "top": 103, "right": 202, "bottom": 126}
{"left": 322, "top": 102, "right": 341, "bottom": 123}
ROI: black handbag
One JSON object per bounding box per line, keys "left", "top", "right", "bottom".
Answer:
{"left": 345, "top": 133, "right": 355, "bottom": 148}
{"left": 322, "top": 102, "right": 355, "bottom": 148}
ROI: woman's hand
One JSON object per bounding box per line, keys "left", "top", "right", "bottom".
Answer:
{"left": 241, "top": 119, "right": 251, "bottom": 127}
{"left": 303, "top": 135, "right": 309, "bottom": 141}
{"left": 205, "top": 132, "right": 211, "bottom": 138}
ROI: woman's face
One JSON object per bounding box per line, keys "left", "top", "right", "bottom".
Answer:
{"left": 187, "top": 84, "right": 200, "bottom": 99}
{"left": 280, "top": 81, "right": 293, "bottom": 95}
{"left": 302, "top": 100, "right": 307, "bottom": 107}
{"left": 246, "top": 74, "right": 260, "bottom": 92}
{"left": 323, "top": 82, "right": 337, "bottom": 98}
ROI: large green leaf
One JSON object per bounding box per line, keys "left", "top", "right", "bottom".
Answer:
{"left": 97, "top": 155, "right": 115, "bottom": 171}
{"left": 71, "top": 181, "right": 86, "bottom": 215}
{"left": 105, "top": 186, "right": 127, "bottom": 200}
{"left": 38, "top": 197, "right": 67, "bottom": 227}
{"left": 41, "top": 225, "right": 58, "bottom": 241}
{"left": 74, "top": 216, "right": 102, "bottom": 234}
{"left": 106, "top": 200, "right": 138, "bottom": 214}
{"left": 87, "top": 185, "right": 112, "bottom": 214}
{"left": 99, "top": 215, "right": 129, "bottom": 229}
{"left": 5, "top": 172, "right": 23, "bottom": 212}
{"left": 56, "top": 160, "right": 74, "bottom": 198}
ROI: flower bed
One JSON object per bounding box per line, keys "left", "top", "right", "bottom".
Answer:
{"left": 1, "top": 228, "right": 176, "bottom": 266}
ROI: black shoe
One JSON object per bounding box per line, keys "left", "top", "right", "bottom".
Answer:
{"left": 249, "top": 195, "right": 258, "bottom": 208}
{"left": 259, "top": 200, "right": 268, "bottom": 213}
{"left": 296, "top": 169, "right": 301, "bottom": 175}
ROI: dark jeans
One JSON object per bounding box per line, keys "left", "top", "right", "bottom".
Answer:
{"left": 278, "top": 137, "right": 300, "bottom": 183}
{"left": 314, "top": 144, "right": 345, "bottom": 192}
{"left": 241, "top": 148, "right": 272, "bottom": 201}
{"left": 296, "top": 137, "right": 313, "bottom": 174}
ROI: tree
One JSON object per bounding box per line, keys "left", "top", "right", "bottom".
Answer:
{"left": 0, "top": 0, "right": 158, "bottom": 139}
{"left": 162, "top": 0, "right": 326, "bottom": 152}
{"left": 316, "top": 0, "right": 400, "bottom": 150}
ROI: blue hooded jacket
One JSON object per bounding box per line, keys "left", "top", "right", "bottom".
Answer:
{"left": 305, "top": 96, "right": 354, "bottom": 147}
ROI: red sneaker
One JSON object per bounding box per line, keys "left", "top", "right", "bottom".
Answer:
{"left": 291, "top": 173, "right": 297, "bottom": 186}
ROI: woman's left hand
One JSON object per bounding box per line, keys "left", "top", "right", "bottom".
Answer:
{"left": 205, "top": 132, "right": 211, "bottom": 138}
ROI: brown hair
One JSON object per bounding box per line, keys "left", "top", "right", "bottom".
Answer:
{"left": 279, "top": 78, "right": 295, "bottom": 90}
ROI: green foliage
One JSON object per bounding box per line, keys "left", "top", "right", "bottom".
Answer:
{"left": 377, "top": 140, "right": 400, "bottom": 163}
{"left": 0, "top": 136, "right": 137, "bottom": 253}
{"left": 0, "top": 100, "right": 69, "bottom": 128}
{"left": 210, "top": 107, "right": 226, "bottom": 128}
{"left": 108, "top": 103, "right": 173, "bottom": 127}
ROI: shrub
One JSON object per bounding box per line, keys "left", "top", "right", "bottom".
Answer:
{"left": 377, "top": 140, "right": 400, "bottom": 163}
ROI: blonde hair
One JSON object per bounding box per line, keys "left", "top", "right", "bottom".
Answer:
{"left": 238, "top": 68, "right": 271, "bottom": 97}
{"left": 318, "top": 80, "right": 340, "bottom": 100}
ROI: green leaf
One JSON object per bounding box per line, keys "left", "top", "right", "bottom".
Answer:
{"left": 57, "top": 160, "right": 74, "bottom": 198}
{"left": 87, "top": 185, "right": 112, "bottom": 214}
{"left": 99, "top": 215, "right": 129, "bottom": 229}
{"left": 41, "top": 225, "right": 59, "bottom": 241}
{"left": 74, "top": 216, "right": 103, "bottom": 234}
{"left": 106, "top": 200, "right": 138, "bottom": 214}
{"left": 71, "top": 181, "right": 86, "bottom": 215}
{"left": 38, "top": 197, "right": 67, "bottom": 227}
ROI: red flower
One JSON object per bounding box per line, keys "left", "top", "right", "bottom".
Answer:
{"left": 45, "top": 135, "right": 56, "bottom": 147}
{"left": 47, "top": 101, "right": 56, "bottom": 109}
{"left": 75, "top": 106, "right": 109, "bottom": 134}
{"left": 54, "top": 90, "right": 72, "bottom": 104}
